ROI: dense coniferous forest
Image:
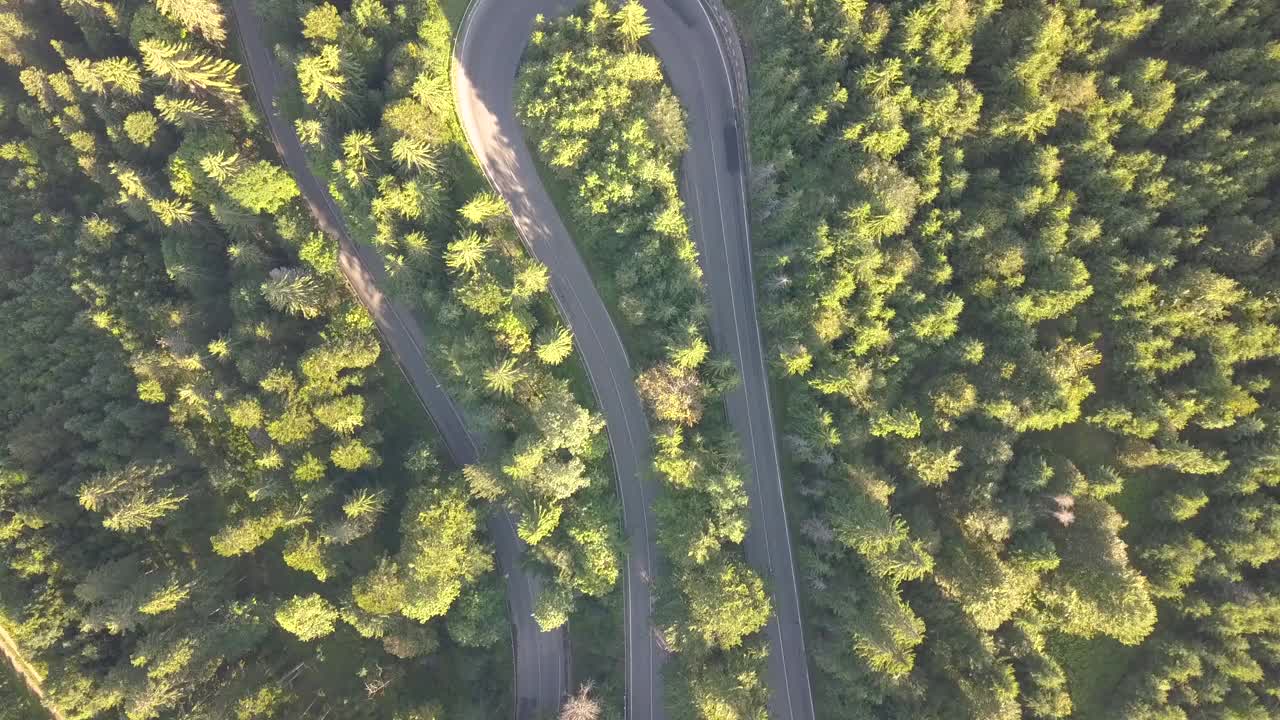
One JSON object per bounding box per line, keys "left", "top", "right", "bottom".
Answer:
{"left": 273, "top": 0, "right": 626, "bottom": 629}
{"left": 518, "top": 5, "right": 773, "bottom": 718}
{"left": 259, "top": 0, "right": 627, "bottom": 706}
{"left": 0, "top": 1, "right": 507, "bottom": 717}
{"left": 726, "top": 0, "right": 1280, "bottom": 717}
{"left": 1, "top": 0, "right": 1278, "bottom": 718}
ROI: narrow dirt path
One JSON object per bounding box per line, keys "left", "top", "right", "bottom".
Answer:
{"left": 0, "top": 624, "right": 64, "bottom": 720}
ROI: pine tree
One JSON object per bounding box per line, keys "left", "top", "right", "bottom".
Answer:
{"left": 411, "top": 71, "right": 451, "bottom": 117}
{"left": 536, "top": 326, "right": 575, "bottom": 365}
{"left": 484, "top": 358, "right": 523, "bottom": 397}
{"left": 155, "top": 0, "right": 228, "bottom": 44}
{"left": 65, "top": 56, "right": 144, "bottom": 96}
{"left": 444, "top": 232, "right": 490, "bottom": 274}
{"left": 261, "top": 267, "right": 322, "bottom": 318}
{"left": 331, "top": 438, "right": 377, "bottom": 470}
{"left": 155, "top": 94, "right": 214, "bottom": 126}
{"left": 297, "top": 45, "right": 347, "bottom": 106}
{"left": 139, "top": 39, "right": 240, "bottom": 100}
{"left": 336, "top": 130, "right": 378, "bottom": 187}
{"left": 459, "top": 191, "right": 506, "bottom": 227}
{"left": 390, "top": 136, "right": 437, "bottom": 174}
{"left": 613, "top": 1, "right": 651, "bottom": 46}
{"left": 275, "top": 594, "right": 339, "bottom": 641}
{"left": 78, "top": 463, "right": 187, "bottom": 533}
{"left": 0, "top": 5, "right": 34, "bottom": 66}
{"left": 353, "top": 557, "right": 406, "bottom": 615}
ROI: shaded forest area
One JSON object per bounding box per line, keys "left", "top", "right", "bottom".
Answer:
{"left": 1, "top": 0, "right": 1278, "bottom": 719}
{"left": 727, "top": 0, "right": 1280, "bottom": 717}
{"left": 0, "top": 1, "right": 509, "bottom": 718}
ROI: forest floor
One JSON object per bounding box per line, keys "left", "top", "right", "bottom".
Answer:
{"left": 1050, "top": 632, "right": 1141, "bottom": 720}
{"left": 441, "top": 0, "right": 472, "bottom": 31}
{"left": 0, "top": 624, "right": 62, "bottom": 720}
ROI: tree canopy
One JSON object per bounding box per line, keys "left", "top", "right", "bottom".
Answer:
{"left": 519, "top": 8, "right": 770, "bottom": 716}
{"left": 0, "top": 1, "right": 511, "bottom": 717}
{"left": 733, "top": 0, "right": 1280, "bottom": 716}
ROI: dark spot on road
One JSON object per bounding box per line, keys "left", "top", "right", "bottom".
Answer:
{"left": 663, "top": 0, "right": 696, "bottom": 27}
{"left": 724, "top": 122, "right": 740, "bottom": 174}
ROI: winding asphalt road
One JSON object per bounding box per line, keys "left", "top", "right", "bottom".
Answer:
{"left": 454, "top": 1, "right": 816, "bottom": 719}
{"left": 228, "top": 3, "right": 566, "bottom": 718}
{"left": 454, "top": 1, "right": 665, "bottom": 718}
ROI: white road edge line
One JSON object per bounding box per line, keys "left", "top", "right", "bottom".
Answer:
{"left": 687, "top": 0, "right": 816, "bottom": 713}
{"left": 688, "top": 46, "right": 797, "bottom": 720}
{"left": 232, "top": 6, "right": 562, "bottom": 718}
{"left": 453, "top": 4, "right": 660, "bottom": 719}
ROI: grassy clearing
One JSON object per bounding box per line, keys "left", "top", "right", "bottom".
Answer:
{"left": 1036, "top": 420, "right": 1162, "bottom": 717}
{"left": 1037, "top": 421, "right": 1115, "bottom": 468}
{"left": 1110, "top": 469, "right": 1163, "bottom": 540}
{"left": 373, "top": 355, "right": 439, "bottom": 458}
{"left": 1049, "top": 632, "right": 1142, "bottom": 720}
{"left": 1036, "top": 420, "right": 1161, "bottom": 536}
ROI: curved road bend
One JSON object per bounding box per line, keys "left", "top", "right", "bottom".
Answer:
{"left": 228, "top": 3, "right": 566, "bottom": 718}
{"left": 640, "top": 3, "right": 817, "bottom": 719}
{"left": 454, "top": 1, "right": 816, "bottom": 718}
{"left": 453, "top": 2, "right": 665, "bottom": 719}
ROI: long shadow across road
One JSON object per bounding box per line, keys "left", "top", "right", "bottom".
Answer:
{"left": 227, "top": 3, "right": 567, "bottom": 717}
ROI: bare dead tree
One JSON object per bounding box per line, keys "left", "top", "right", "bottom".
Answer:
{"left": 560, "top": 682, "right": 602, "bottom": 720}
